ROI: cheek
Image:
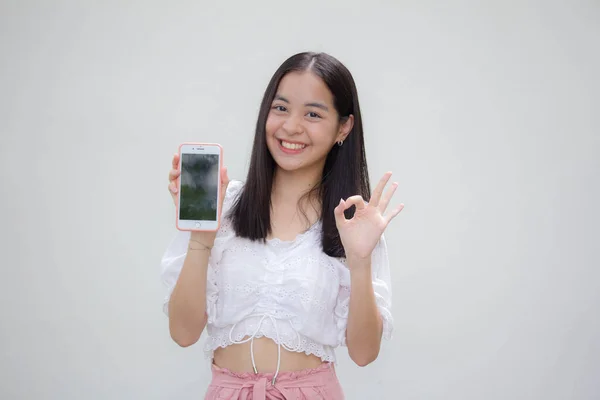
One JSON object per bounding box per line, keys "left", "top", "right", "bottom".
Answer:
{"left": 311, "top": 123, "right": 339, "bottom": 146}
{"left": 265, "top": 114, "right": 279, "bottom": 136}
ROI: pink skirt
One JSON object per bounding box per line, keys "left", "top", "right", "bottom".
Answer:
{"left": 205, "top": 362, "right": 344, "bottom": 399}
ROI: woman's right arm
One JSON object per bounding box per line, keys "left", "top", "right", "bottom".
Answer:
{"left": 167, "top": 232, "right": 215, "bottom": 347}
{"left": 164, "top": 152, "right": 229, "bottom": 347}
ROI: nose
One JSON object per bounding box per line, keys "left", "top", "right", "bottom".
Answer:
{"left": 281, "top": 114, "right": 303, "bottom": 136}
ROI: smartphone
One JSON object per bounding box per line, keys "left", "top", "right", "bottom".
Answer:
{"left": 176, "top": 142, "right": 223, "bottom": 231}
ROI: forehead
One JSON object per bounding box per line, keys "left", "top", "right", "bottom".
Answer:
{"left": 276, "top": 71, "right": 334, "bottom": 105}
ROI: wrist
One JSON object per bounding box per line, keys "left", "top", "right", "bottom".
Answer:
{"left": 345, "top": 252, "right": 371, "bottom": 267}
{"left": 349, "top": 262, "right": 374, "bottom": 292}
{"left": 351, "top": 266, "right": 371, "bottom": 283}
{"left": 190, "top": 231, "right": 217, "bottom": 242}
{"left": 346, "top": 256, "right": 372, "bottom": 275}
{"left": 190, "top": 231, "right": 216, "bottom": 247}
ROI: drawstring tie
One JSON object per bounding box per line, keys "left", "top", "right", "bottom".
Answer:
{"left": 228, "top": 314, "right": 299, "bottom": 385}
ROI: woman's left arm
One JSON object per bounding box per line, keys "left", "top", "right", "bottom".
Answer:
{"left": 345, "top": 256, "right": 383, "bottom": 366}
{"left": 335, "top": 171, "right": 404, "bottom": 367}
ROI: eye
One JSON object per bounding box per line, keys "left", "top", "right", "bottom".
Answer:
{"left": 272, "top": 105, "right": 287, "bottom": 112}
{"left": 307, "top": 111, "right": 321, "bottom": 119}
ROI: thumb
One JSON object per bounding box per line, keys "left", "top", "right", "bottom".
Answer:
{"left": 218, "top": 167, "right": 229, "bottom": 220}
{"left": 219, "top": 167, "right": 229, "bottom": 203}
{"left": 221, "top": 167, "right": 229, "bottom": 189}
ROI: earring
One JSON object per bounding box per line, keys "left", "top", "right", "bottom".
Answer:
{"left": 337, "top": 140, "right": 344, "bottom": 146}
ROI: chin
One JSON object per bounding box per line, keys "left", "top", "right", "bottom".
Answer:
{"left": 272, "top": 157, "right": 305, "bottom": 172}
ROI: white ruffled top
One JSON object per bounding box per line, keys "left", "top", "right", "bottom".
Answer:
{"left": 161, "top": 180, "right": 393, "bottom": 362}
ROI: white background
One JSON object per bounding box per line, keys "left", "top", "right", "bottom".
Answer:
{"left": 1, "top": 1, "right": 599, "bottom": 399}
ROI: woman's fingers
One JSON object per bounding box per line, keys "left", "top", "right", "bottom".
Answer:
{"left": 344, "top": 195, "right": 367, "bottom": 210}
{"left": 169, "top": 152, "right": 181, "bottom": 206}
{"left": 334, "top": 199, "right": 347, "bottom": 222}
{"left": 385, "top": 203, "right": 405, "bottom": 224}
{"left": 169, "top": 152, "right": 180, "bottom": 195}
{"left": 369, "top": 172, "right": 392, "bottom": 207}
{"left": 169, "top": 168, "right": 180, "bottom": 182}
{"left": 335, "top": 195, "right": 366, "bottom": 223}
{"left": 379, "top": 181, "right": 398, "bottom": 213}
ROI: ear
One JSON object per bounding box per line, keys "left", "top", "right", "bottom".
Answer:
{"left": 336, "top": 114, "right": 354, "bottom": 143}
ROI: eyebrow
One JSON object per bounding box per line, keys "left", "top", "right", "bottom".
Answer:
{"left": 274, "top": 95, "right": 329, "bottom": 112}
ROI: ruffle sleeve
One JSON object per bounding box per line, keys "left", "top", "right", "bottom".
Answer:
{"left": 160, "top": 180, "right": 243, "bottom": 320}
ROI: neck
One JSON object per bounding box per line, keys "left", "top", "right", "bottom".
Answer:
{"left": 272, "top": 166, "right": 322, "bottom": 205}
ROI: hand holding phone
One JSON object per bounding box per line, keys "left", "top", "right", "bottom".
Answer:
{"left": 170, "top": 143, "right": 229, "bottom": 232}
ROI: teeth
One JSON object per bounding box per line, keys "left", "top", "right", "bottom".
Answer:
{"left": 281, "top": 140, "right": 306, "bottom": 150}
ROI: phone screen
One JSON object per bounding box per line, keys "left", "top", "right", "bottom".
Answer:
{"left": 179, "top": 153, "right": 220, "bottom": 222}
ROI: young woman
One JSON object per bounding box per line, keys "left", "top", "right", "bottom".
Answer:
{"left": 162, "top": 52, "right": 404, "bottom": 399}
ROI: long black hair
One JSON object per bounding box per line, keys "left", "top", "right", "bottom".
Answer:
{"left": 230, "top": 52, "right": 371, "bottom": 258}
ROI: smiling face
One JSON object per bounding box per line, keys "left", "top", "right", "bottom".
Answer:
{"left": 265, "top": 71, "right": 354, "bottom": 174}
